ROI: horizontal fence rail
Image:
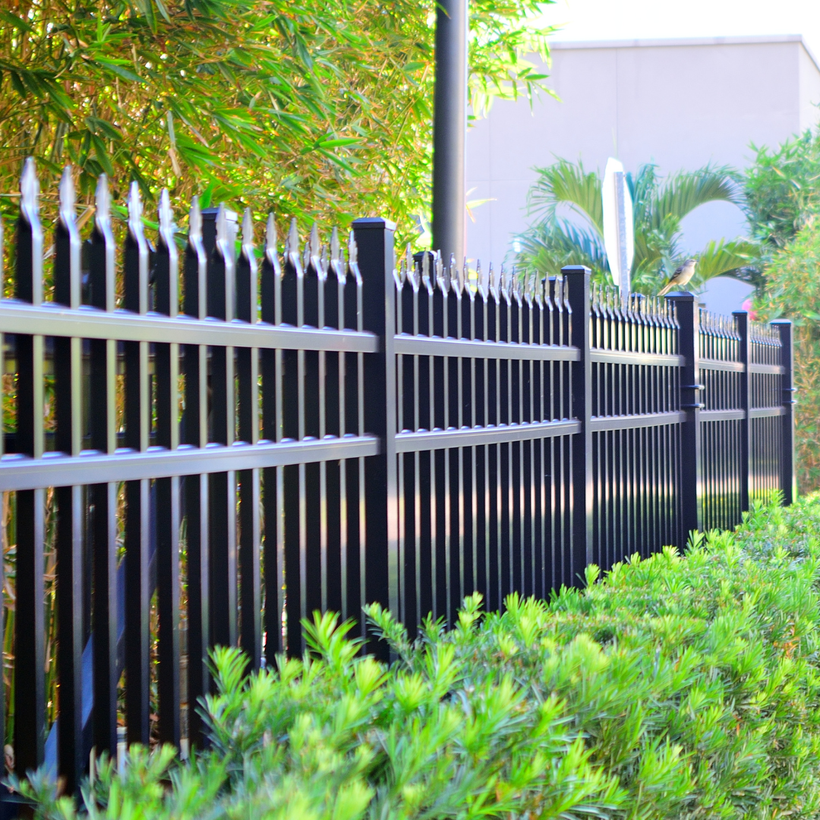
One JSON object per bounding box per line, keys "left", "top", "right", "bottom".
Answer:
{"left": 0, "top": 162, "right": 796, "bottom": 796}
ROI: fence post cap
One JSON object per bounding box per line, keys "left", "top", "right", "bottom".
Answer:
{"left": 664, "top": 292, "right": 697, "bottom": 301}
{"left": 352, "top": 217, "right": 397, "bottom": 231}
{"left": 200, "top": 206, "right": 237, "bottom": 221}
{"left": 560, "top": 265, "right": 591, "bottom": 275}
{"left": 770, "top": 319, "right": 792, "bottom": 325}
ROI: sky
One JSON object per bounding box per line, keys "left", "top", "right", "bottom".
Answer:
{"left": 544, "top": 0, "right": 820, "bottom": 55}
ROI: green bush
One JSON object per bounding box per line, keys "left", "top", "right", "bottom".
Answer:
{"left": 18, "top": 496, "right": 820, "bottom": 819}
{"left": 745, "top": 129, "right": 820, "bottom": 250}
{"left": 744, "top": 127, "right": 820, "bottom": 491}
{"left": 755, "top": 217, "right": 820, "bottom": 491}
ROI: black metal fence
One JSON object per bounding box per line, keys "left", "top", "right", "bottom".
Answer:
{"left": 0, "top": 163, "right": 795, "bottom": 792}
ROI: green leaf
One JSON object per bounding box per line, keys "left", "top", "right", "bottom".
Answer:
{"left": 95, "top": 56, "right": 144, "bottom": 83}
{"left": 89, "top": 134, "right": 115, "bottom": 177}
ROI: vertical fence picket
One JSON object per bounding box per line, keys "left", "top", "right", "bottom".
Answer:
{"left": 154, "top": 190, "right": 181, "bottom": 748}
{"left": 122, "top": 182, "right": 150, "bottom": 752}
{"left": 323, "top": 230, "right": 344, "bottom": 618}
{"left": 182, "top": 198, "right": 210, "bottom": 747}
{"left": 398, "top": 250, "right": 415, "bottom": 629}
{"left": 734, "top": 311, "right": 751, "bottom": 513}
{"left": 207, "top": 206, "right": 238, "bottom": 649}
{"left": 462, "top": 265, "right": 477, "bottom": 603}
{"left": 302, "top": 227, "right": 324, "bottom": 621}
{"left": 52, "top": 168, "right": 84, "bottom": 790}
{"left": 236, "top": 210, "right": 262, "bottom": 671}
{"left": 281, "top": 220, "right": 303, "bottom": 653}
{"left": 13, "top": 159, "right": 47, "bottom": 780}
{"left": 260, "top": 215, "right": 283, "bottom": 662}
{"left": 772, "top": 320, "right": 797, "bottom": 503}
{"left": 85, "top": 176, "right": 118, "bottom": 760}
{"left": 412, "top": 252, "right": 434, "bottom": 629}
{"left": 473, "top": 265, "right": 488, "bottom": 603}
{"left": 447, "top": 259, "right": 463, "bottom": 620}
{"left": 498, "top": 269, "right": 511, "bottom": 604}
{"left": 508, "top": 274, "right": 522, "bottom": 599}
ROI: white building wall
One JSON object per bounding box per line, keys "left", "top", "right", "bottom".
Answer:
{"left": 466, "top": 36, "right": 820, "bottom": 311}
{"left": 800, "top": 46, "right": 820, "bottom": 130}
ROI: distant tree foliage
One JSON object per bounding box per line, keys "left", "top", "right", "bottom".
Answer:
{"left": 745, "top": 130, "right": 820, "bottom": 250}
{"left": 514, "top": 159, "right": 760, "bottom": 294}
{"left": 747, "top": 127, "right": 820, "bottom": 493}
{"left": 756, "top": 215, "right": 820, "bottom": 492}
{"left": 0, "top": 0, "right": 555, "bottom": 245}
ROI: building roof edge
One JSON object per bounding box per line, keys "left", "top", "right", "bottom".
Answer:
{"left": 550, "top": 34, "right": 820, "bottom": 75}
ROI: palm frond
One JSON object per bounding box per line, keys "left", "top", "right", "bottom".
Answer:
{"left": 526, "top": 158, "right": 604, "bottom": 235}
{"left": 518, "top": 159, "right": 760, "bottom": 297}
{"left": 691, "top": 238, "right": 762, "bottom": 283}
{"left": 649, "top": 165, "right": 745, "bottom": 231}
{"left": 514, "top": 218, "right": 608, "bottom": 279}
{"left": 627, "top": 163, "right": 660, "bottom": 224}
{"left": 632, "top": 213, "right": 684, "bottom": 276}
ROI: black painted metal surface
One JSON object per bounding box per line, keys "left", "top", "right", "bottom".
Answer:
{"left": 0, "top": 164, "right": 795, "bottom": 793}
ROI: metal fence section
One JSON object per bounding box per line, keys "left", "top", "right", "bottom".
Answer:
{"left": 698, "top": 309, "right": 746, "bottom": 530}
{"left": 588, "top": 290, "right": 684, "bottom": 570}
{"left": 0, "top": 165, "right": 796, "bottom": 792}
{"left": 0, "top": 164, "right": 381, "bottom": 792}
{"left": 749, "top": 319, "right": 790, "bottom": 502}
{"left": 393, "top": 252, "right": 579, "bottom": 633}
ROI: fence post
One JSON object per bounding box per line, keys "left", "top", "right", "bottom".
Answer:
{"left": 771, "top": 319, "right": 797, "bottom": 504}
{"left": 562, "top": 266, "right": 593, "bottom": 578}
{"left": 352, "top": 218, "right": 399, "bottom": 652}
{"left": 666, "top": 293, "right": 703, "bottom": 541}
{"left": 733, "top": 310, "right": 750, "bottom": 512}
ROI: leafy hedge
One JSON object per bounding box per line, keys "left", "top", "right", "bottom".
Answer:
{"left": 756, "top": 217, "right": 820, "bottom": 491}
{"left": 19, "top": 496, "right": 820, "bottom": 819}
{"left": 745, "top": 129, "right": 820, "bottom": 251}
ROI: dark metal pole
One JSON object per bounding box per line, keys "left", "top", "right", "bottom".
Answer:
{"left": 563, "top": 266, "right": 593, "bottom": 580}
{"left": 667, "top": 293, "right": 703, "bottom": 541}
{"left": 432, "top": 0, "right": 468, "bottom": 265}
{"left": 733, "top": 311, "right": 751, "bottom": 514}
{"left": 772, "top": 319, "right": 797, "bottom": 504}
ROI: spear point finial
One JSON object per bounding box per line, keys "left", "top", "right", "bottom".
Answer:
{"left": 216, "top": 203, "right": 228, "bottom": 244}
{"left": 188, "top": 196, "right": 202, "bottom": 244}
{"left": 347, "top": 230, "right": 358, "bottom": 267}
{"left": 265, "top": 213, "right": 277, "bottom": 253}
{"left": 20, "top": 157, "right": 39, "bottom": 217}
{"left": 242, "top": 207, "right": 254, "bottom": 245}
{"left": 158, "top": 188, "right": 174, "bottom": 237}
{"left": 59, "top": 166, "right": 75, "bottom": 218}
{"left": 96, "top": 174, "right": 111, "bottom": 226}
{"left": 331, "top": 226, "right": 341, "bottom": 262}
{"left": 286, "top": 218, "right": 299, "bottom": 257}
{"left": 127, "top": 181, "right": 143, "bottom": 225}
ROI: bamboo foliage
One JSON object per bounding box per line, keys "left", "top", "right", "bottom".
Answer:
{"left": 0, "top": 0, "right": 556, "bottom": 247}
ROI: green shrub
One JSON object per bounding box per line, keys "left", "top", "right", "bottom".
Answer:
{"left": 17, "top": 496, "right": 820, "bottom": 819}
{"left": 745, "top": 129, "right": 820, "bottom": 250}
{"left": 756, "top": 217, "right": 820, "bottom": 491}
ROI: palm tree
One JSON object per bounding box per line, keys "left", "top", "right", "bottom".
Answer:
{"left": 514, "top": 159, "right": 761, "bottom": 294}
